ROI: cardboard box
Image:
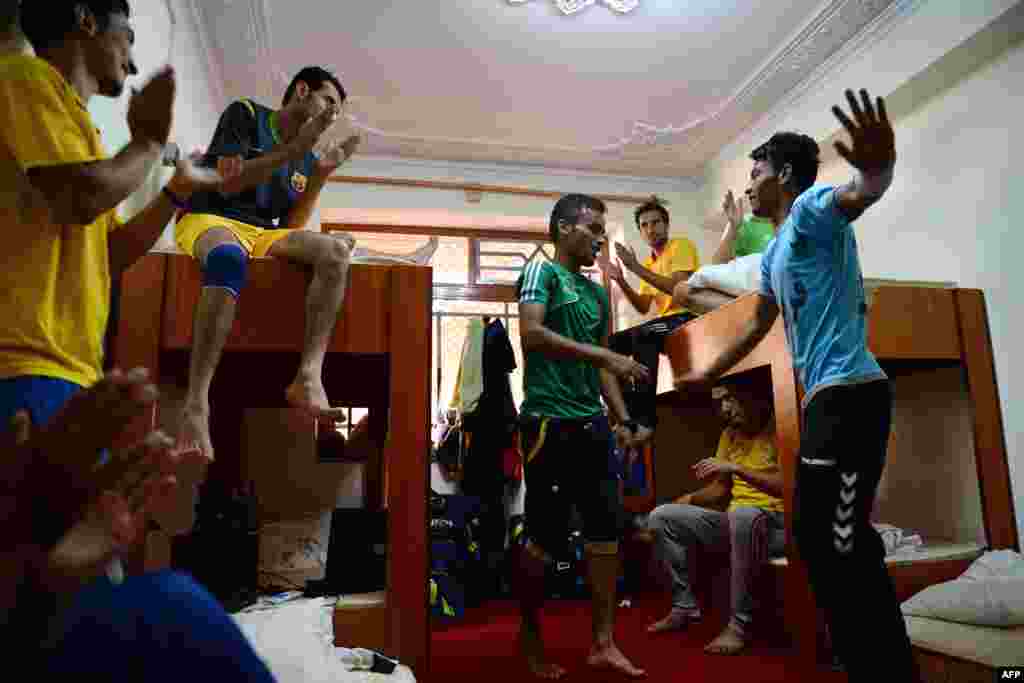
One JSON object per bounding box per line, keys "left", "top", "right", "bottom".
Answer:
{"left": 333, "top": 591, "right": 390, "bottom": 653}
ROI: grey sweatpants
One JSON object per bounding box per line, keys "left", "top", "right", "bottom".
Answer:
{"left": 647, "top": 503, "right": 785, "bottom": 630}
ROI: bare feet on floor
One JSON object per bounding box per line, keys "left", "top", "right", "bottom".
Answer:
{"left": 647, "top": 608, "right": 700, "bottom": 633}
{"left": 285, "top": 375, "right": 347, "bottom": 421}
{"left": 587, "top": 641, "right": 646, "bottom": 678}
{"left": 176, "top": 402, "right": 214, "bottom": 462}
{"left": 704, "top": 623, "right": 747, "bottom": 655}
{"left": 519, "top": 627, "right": 567, "bottom": 679}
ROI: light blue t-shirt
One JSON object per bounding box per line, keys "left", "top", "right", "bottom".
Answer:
{"left": 759, "top": 185, "right": 885, "bottom": 406}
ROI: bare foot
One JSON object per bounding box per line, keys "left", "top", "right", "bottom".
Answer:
{"left": 704, "top": 623, "right": 747, "bottom": 655}
{"left": 285, "top": 375, "right": 346, "bottom": 421}
{"left": 408, "top": 236, "right": 439, "bottom": 265}
{"left": 647, "top": 608, "right": 700, "bottom": 633}
{"left": 176, "top": 402, "right": 214, "bottom": 462}
{"left": 587, "top": 642, "right": 646, "bottom": 678}
{"left": 519, "top": 627, "right": 567, "bottom": 679}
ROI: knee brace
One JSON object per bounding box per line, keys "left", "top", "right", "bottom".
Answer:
{"left": 201, "top": 244, "right": 248, "bottom": 298}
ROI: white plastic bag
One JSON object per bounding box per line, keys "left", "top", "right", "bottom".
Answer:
{"left": 687, "top": 253, "right": 763, "bottom": 296}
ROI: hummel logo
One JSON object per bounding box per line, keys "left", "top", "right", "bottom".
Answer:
{"left": 836, "top": 506, "right": 853, "bottom": 522}
{"left": 840, "top": 489, "right": 855, "bottom": 505}
{"left": 835, "top": 538, "right": 853, "bottom": 554}
{"left": 833, "top": 523, "right": 853, "bottom": 539}
{"left": 841, "top": 472, "right": 858, "bottom": 487}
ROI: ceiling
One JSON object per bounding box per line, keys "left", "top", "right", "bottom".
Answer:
{"left": 186, "top": 0, "right": 896, "bottom": 179}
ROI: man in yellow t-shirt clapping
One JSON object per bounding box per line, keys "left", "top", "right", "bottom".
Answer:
{"left": 605, "top": 198, "right": 700, "bottom": 433}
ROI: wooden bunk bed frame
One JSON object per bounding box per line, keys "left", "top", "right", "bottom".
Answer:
{"left": 658, "top": 285, "right": 1019, "bottom": 667}
{"left": 113, "top": 252, "right": 433, "bottom": 677}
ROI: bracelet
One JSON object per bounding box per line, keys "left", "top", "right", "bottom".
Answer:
{"left": 162, "top": 186, "right": 190, "bottom": 210}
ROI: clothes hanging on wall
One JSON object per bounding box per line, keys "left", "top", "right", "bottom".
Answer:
{"left": 459, "top": 318, "right": 520, "bottom": 596}
{"left": 449, "top": 318, "right": 485, "bottom": 416}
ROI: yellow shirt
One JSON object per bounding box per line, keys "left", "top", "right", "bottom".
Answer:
{"left": 717, "top": 425, "right": 784, "bottom": 513}
{"left": 639, "top": 237, "right": 700, "bottom": 316}
{"left": 0, "top": 54, "right": 119, "bottom": 387}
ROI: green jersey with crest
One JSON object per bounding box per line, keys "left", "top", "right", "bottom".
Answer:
{"left": 517, "top": 259, "right": 610, "bottom": 419}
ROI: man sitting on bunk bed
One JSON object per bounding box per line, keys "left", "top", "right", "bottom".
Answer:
{"left": 674, "top": 88, "right": 920, "bottom": 682}
{"left": 169, "top": 66, "right": 364, "bottom": 462}
{"left": 603, "top": 198, "right": 700, "bottom": 442}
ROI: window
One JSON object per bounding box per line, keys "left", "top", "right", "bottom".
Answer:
{"left": 334, "top": 228, "right": 609, "bottom": 422}
{"left": 475, "top": 240, "right": 554, "bottom": 284}
{"left": 432, "top": 299, "right": 523, "bottom": 415}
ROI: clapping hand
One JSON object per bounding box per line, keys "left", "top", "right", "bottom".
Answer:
{"left": 723, "top": 190, "right": 745, "bottom": 228}
{"left": 315, "top": 134, "right": 360, "bottom": 176}
{"left": 4, "top": 369, "right": 190, "bottom": 592}
{"left": 693, "top": 456, "right": 735, "bottom": 480}
{"left": 602, "top": 257, "right": 626, "bottom": 285}
{"left": 127, "top": 66, "right": 176, "bottom": 147}
{"left": 614, "top": 242, "right": 640, "bottom": 272}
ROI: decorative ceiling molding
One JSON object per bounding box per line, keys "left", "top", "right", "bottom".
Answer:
{"left": 700, "top": 0, "right": 926, "bottom": 167}
{"left": 186, "top": 0, "right": 917, "bottom": 176}
{"left": 341, "top": 0, "right": 899, "bottom": 158}
{"left": 347, "top": 154, "right": 699, "bottom": 195}
{"left": 505, "top": 0, "right": 639, "bottom": 15}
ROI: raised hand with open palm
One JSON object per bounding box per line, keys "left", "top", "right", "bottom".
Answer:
{"left": 832, "top": 88, "right": 895, "bottom": 177}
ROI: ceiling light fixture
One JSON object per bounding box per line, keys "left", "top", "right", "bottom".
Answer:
{"left": 506, "top": 0, "right": 639, "bottom": 16}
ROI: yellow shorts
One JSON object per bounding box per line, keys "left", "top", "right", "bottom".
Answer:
{"left": 174, "top": 213, "right": 293, "bottom": 258}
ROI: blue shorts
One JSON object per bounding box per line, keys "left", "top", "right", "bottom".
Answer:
{"left": 0, "top": 375, "right": 108, "bottom": 464}
{"left": 0, "top": 376, "right": 84, "bottom": 433}
{"left": 41, "top": 570, "right": 274, "bottom": 681}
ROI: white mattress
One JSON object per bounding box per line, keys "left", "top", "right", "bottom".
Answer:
{"left": 768, "top": 542, "right": 985, "bottom": 568}
{"left": 905, "top": 615, "right": 1024, "bottom": 668}
{"left": 232, "top": 597, "right": 416, "bottom": 683}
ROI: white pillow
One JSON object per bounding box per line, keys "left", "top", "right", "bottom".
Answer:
{"left": 901, "top": 576, "right": 1024, "bottom": 627}
{"left": 687, "top": 253, "right": 762, "bottom": 297}
{"left": 962, "top": 549, "right": 1024, "bottom": 581}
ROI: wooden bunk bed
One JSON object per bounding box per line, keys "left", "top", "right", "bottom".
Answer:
{"left": 653, "top": 284, "right": 1019, "bottom": 669}
{"left": 113, "top": 252, "right": 433, "bottom": 677}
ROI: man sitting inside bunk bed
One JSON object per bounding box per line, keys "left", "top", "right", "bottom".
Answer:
{"left": 640, "top": 376, "right": 783, "bottom": 655}
{"left": 670, "top": 191, "right": 777, "bottom": 315}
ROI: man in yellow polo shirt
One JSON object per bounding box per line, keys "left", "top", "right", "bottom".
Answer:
{"left": 604, "top": 198, "right": 700, "bottom": 432}
{"left": 0, "top": 2, "right": 224, "bottom": 450}
{"left": 644, "top": 378, "right": 783, "bottom": 656}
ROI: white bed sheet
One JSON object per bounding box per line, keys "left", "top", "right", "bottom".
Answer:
{"left": 232, "top": 597, "right": 416, "bottom": 683}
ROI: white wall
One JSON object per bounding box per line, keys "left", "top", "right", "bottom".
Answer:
{"left": 702, "top": 3, "right": 1024, "bottom": 539}
{"left": 86, "top": 0, "right": 220, "bottom": 229}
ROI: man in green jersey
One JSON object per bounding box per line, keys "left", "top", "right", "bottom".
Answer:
{"left": 670, "top": 191, "right": 777, "bottom": 311}
{"left": 514, "top": 194, "right": 650, "bottom": 679}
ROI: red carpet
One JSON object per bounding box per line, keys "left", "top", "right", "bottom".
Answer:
{"left": 430, "top": 595, "right": 846, "bottom": 682}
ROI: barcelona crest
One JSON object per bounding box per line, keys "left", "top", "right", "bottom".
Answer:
{"left": 291, "top": 171, "right": 308, "bottom": 193}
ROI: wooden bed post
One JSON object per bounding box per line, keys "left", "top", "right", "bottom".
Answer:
{"left": 109, "top": 253, "right": 166, "bottom": 574}
{"left": 764, "top": 324, "right": 824, "bottom": 661}
{"left": 386, "top": 265, "right": 432, "bottom": 676}
{"left": 954, "top": 289, "right": 1019, "bottom": 551}
{"left": 109, "top": 252, "right": 165, "bottom": 442}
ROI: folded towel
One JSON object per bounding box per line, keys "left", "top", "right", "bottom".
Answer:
{"left": 873, "top": 523, "right": 923, "bottom": 555}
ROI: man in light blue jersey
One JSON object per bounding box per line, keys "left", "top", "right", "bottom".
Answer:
{"left": 675, "top": 89, "right": 919, "bottom": 682}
